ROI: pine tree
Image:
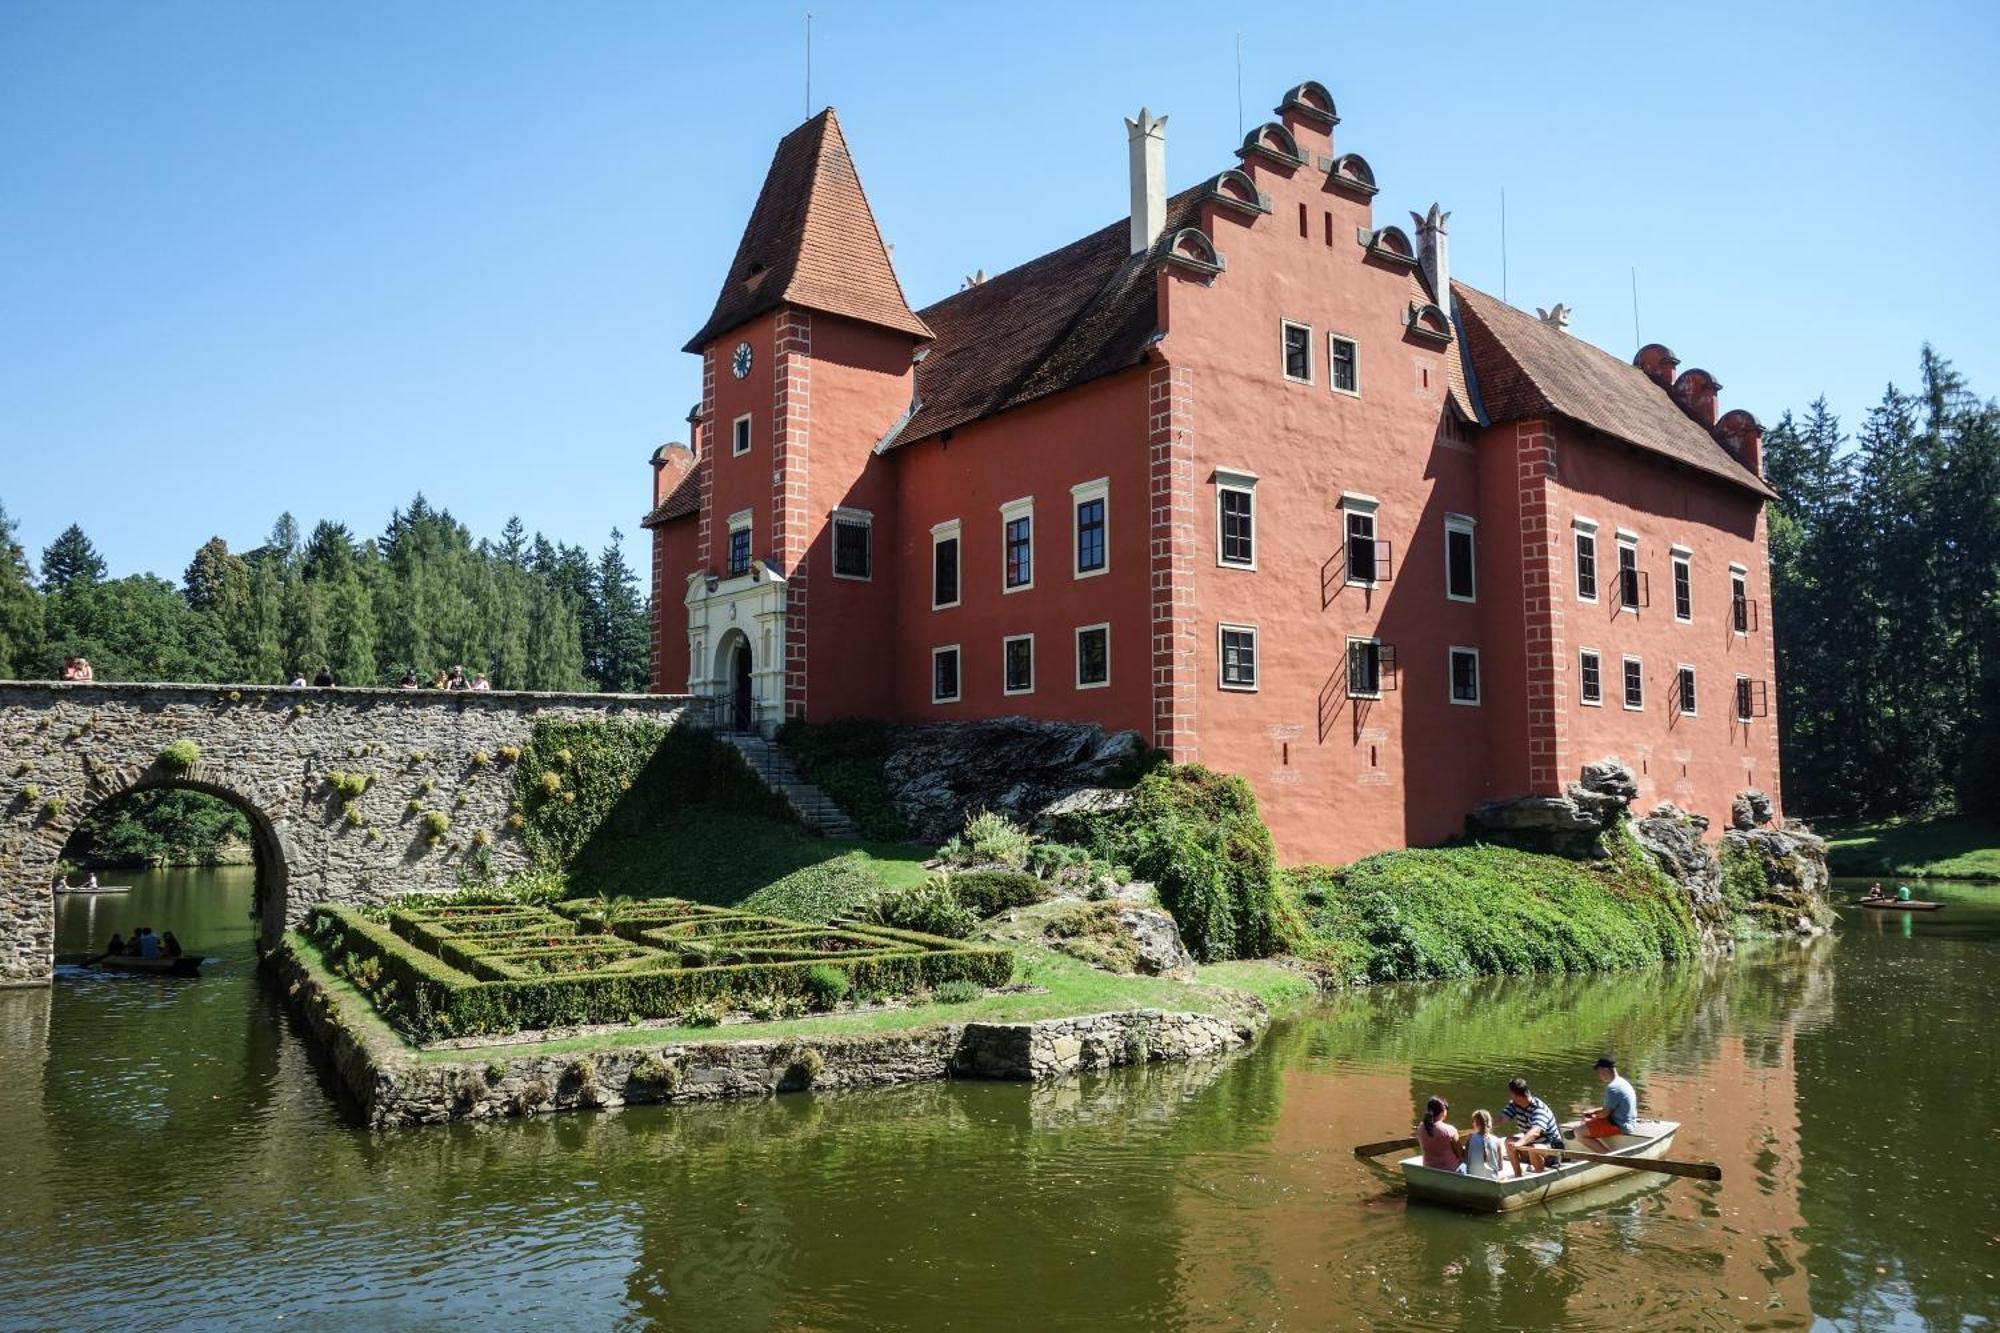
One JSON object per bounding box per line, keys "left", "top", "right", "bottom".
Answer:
{"left": 39, "top": 524, "right": 107, "bottom": 594}
{"left": 588, "top": 529, "right": 651, "bottom": 692}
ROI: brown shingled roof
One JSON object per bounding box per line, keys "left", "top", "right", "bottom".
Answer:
{"left": 640, "top": 467, "right": 701, "bottom": 527}
{"left": 684, "top": 109, "right": 931, "bottom": 353}
{"left": 887, "top": 191, "right": 1201, "bottom": 449}
{"left": 1454, "top": 282, "right": 1773, "bottom": 498}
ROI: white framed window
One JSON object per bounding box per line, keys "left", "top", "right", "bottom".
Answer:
{"left": 1219, "top": 624, "right": 1258, "bottom": 691}
{"left": 1002, "top": 634, "right": 1035, "bottom": 696}
{"left": 1342, "top": 493, "right": 1384, "bottom": 586}
{"left": 832, "top": 507, "right": 872, "bottom": 581}
{"left": 1281, "top": 320, "right": 1313, "bottom": 383}
{"left": 1075, "top": 623, "right": 1110, "bottom": 690}
{"left": 1671, "top": 547, "right": 1693, "bottom": 622}
{"left": 1574, "top": 518, "right": 1600, "bottom": 603}
{"left": 1347, "top": 635, "right": 1391, "bottom": 699}
{"left": 1676, "top": 664, "right": 1698, "bottom": 717}
{"left": 1579, "top": 648, "right": 1603, "bottom": 706}
{"left": 1448, "top": 646, "right": 1481, "bottom": 705}
{"left": 1622, "top": 655, "right": 1645, "bottom": 711}
{"left": 931, "top": 519, "right": 961, "bottom": 610}
{"left": 1730, "top": 564, "right": 1752, "bottom": 635}
{"left": 1329, "top": 333, "right": 1360, "bottom": 395}
{"left": 1071, "top": 478, "right": 1109, "bottom": 579}
{"left": 1616, "top": 532, "right": 1645, "bottom": 611}
{"left": 1444, "top": 513, "right": 1476, "bottom": 603}
{"left": 1215, "top": 468, "right": 1258, "bottom": 570}
{"left": 727, "top": 509, "right": 753, "bottom": 578}
{"left": 1001, "top": 496, "right": 1034, "bottom": 592}
{"left": 732, "top": 413, "right": 753, "bottom": 457}
{"left": 931, "top": 645, "right": 961, "bottom": 704}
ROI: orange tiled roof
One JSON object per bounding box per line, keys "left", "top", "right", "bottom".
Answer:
{"left": 640, "top": 467, "right": 701, "bottom": 527}
{"left": 684, "top": 109, "right": 931, "bottom": 353}
{"left": 1454, "top": 282, "right": 1773, "bottom": 498}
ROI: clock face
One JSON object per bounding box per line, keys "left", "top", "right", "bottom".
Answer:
{"left": 731, "top": 341, "right": 753, "bottom": 379}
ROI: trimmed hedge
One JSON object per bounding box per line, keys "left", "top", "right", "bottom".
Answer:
{"left": 311, "top": 901, "right": 1012, "bottom": 1042}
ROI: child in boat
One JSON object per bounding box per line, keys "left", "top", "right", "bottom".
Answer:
{"left": 1417, "top": 1096, "right": 1464, "bottom": 1170}
{"left": 1461, "top": 1109, "right": 1502, "bottom": 1178}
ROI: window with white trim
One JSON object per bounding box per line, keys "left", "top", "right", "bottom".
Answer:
{"left": 1617, "top": 535, "right": 1646, "bottom": 610}
{"left": 1281, "top": 321, "right": 1313, "bottom": 383}
{"left": 832, "top": 508, "right": 872, "bottom": 580}
{"left": 1343, "top": 494, "right": 1386, "bottom": 585}
{"left": 1329, "top": 334, "right": 1359, "bottom": 395}
{"left": 1072, "top": 478, "right": 1108, "bottom": 578}
{"left": 931, "top": 646, "right": 961, "bottom": 704}
{"left": 1579, "top": 648, "right": 1603, "bottom": 706}
{"left": 1075, "top": 624, "right": 1110, "bottom": 689}
{"left": 1622, "top": 655, "right": 1645, "bottom": 711}
{"left": 1216, "top": 469, "right": 1257, "bottom": 569}
{"left": 1003, "top": 635, "right": 1034, "bottom": 695}
{"left": 1001, "top": 497, "right": 1034, "bottom": 592}
{"left": 1348, "top": 636, "right": 1391, "bottom": 699}
{"left": 1448, "top": 646, "right": 1481, "bottom": 705}
{"left": 1574, "top": 519, "right": 1599, "bottom": 602}
{"left": 931, "top": 520, "right": 961, "bottom": 610}
{"left": 1219, "top": 624, "right": 1258, "bottom": 690}
{"left": 727, "top": 509, "right": 753, "bottom": 578}
{"left": 1676, "top": 665, "right": 1697, "bottom": 717}
{"left": 1445, "top": 514, "right": 1476, "bottom": 602}
{"left": 1671, "top": 549, "right": 1693, "bottom": 622}
{"left": 732, "top": 413, "right": 752, "bottom": 456}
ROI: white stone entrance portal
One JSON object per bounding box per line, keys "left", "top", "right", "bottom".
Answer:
{"left": 685, "top": 564, "right": 788, "bottom": 736}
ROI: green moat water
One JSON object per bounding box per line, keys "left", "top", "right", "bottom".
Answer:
{"left": 2, "top": 869, "right": 1996, "bottom": 1330}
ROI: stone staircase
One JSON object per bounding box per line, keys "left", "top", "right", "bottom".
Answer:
{"left": 717, "top": 731, "right": 862, "bottom": 839}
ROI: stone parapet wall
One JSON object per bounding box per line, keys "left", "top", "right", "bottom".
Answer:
{"left": 0, "top": 681, "right": 705, "bottom": 983}
{"left": 276, "top": 940, "right": 1261, "bottom": 1129}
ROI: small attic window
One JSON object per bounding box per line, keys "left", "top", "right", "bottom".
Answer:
{"left": 1162, "top": 227, "right": 1224, "bottom": 281}
{"left": 1203, "top": 169, "right": 1270, "bottom": 218}
{"left": 1275, "top": 81, "right": 1340, "bottom": 129}
{"left": 1237, "top": 122, "right": 1305, "bottom": 170}
{"left": 1406, "top": 302, "right": 1453, "bottom": 345}
{"left": 1330, "top": 153, "right": 1378, "bottom": 197}
{"left": 743, "top": 262, "right": 768, "bottom": 292}
{"left": 1363, "top": 226, "right": 1417, "bottom": 265}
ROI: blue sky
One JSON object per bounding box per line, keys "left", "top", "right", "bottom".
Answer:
{"left": 5, "top": 0, "right": 1996, "bottom": 581}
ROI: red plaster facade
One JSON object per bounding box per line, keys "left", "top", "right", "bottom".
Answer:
{"left": 644, "top": 84, "right": 1781, "bottom": 864}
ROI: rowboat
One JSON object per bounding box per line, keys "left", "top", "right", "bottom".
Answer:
{"left": 1400, "top": 1119, "right": 1681, "bottom": 1213}
{"left": 93, "top": 954, "right": 206, "bottom": 977}
{"left": 55, "top": 884, "right": 132, "bottom": 895}
{"left": 1852, "top": 898, "right": 1944, "bottom": 912}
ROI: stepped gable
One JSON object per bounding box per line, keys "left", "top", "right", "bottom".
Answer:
{"left": 684, "top": 108, "right": 931, "bottom": 352}
{"left": 1454, "top": 282, "right": 1774, "bottom": 497}
{"left": 888, "top": 188, "right": 1204, "bottom": 450}
{"left": 640, "top": 467, "right": 701, "bottom": 528}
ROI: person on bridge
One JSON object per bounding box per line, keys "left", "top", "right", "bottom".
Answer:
{"left": 314, "top": 666, "right": 337, "bottom": 687}
{"left": 398, "top": 669, "right": 419, "bottom": 690}
{"left": 446, "top": 665, "right": 469, "bottom": 690}
{"left": 1576, "top": 1056, "right": 1638, "bottom": 1148}
{"left": 288, "top": 670, "right": 307, "bottom": 687}
{"left": 472, "top": 672, "right": 491, "bottom": 691}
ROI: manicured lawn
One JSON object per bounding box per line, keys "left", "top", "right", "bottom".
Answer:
{"left": 1819, "top": 814, "right": 2000, "bottom": 881}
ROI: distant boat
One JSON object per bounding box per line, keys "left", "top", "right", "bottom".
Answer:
{"left": 55, "top": 883, "right": 132, "bottom": 895}
{"left": 1853, "top": 897, "right": 1944, "bottom": 912}
{"left": 92, "top": 954, "right": 206, "bottom": 977}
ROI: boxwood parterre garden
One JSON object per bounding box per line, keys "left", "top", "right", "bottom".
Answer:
{"left": 308, "top": 897, "right": 1012, "bottom": 1043}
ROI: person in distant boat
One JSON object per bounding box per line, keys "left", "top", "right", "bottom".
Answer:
{"left": 1577, "top": 1056, "right": 1637, "bottom": 1149}
{"left": 85, "top": 872, "right": 99, "bottom": 890}
{"left": 398, "top": 669, "right": 419, "bottom": 690}
{"left": 1417, "top": 1096, "right": 1463, "bottom": 1171}
{"left": 1863, "top": 882, "right": 1886, "bottom": 900}
{"left": 1501, "top": 1077, "right": 1566, "bottom": 1173}
{"left": 1896, "top": 884, "right": 1913, "bottom": 902}
{"left": 138, "top": 928, "right": 162, "bottom": 960}
{"left": 162, "top": 932, "right": 183, "bottom": 959}
{"left": 104, "top": 933, "right": 125, "bottom": 959}
{"left": 1461, "top": 1109, "right": 1503, "bottom": 1178}
{"left": 471, "top": 672, "right": 491, "bottom": 691}
{"left": 314, "top": 666, "right": 337, "bottom": 687}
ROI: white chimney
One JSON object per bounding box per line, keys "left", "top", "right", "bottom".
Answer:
{"left": 1411, "top": 203, "right": 1450, "bottom": 308}
{"left": 1126, "top": 108, "right": 1167, "bottom": 256}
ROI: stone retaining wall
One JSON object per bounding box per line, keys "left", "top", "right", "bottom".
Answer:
{"left": 275, "top": 940, "right": 1261, "bottom": 1128}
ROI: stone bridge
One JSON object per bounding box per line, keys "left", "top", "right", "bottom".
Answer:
{"left": 0, "top": 681, "right": 706, "bottom": 984}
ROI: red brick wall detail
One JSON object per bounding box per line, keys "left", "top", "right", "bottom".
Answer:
{"left": 773, "top": 309, "right": 812, "bottom": 720}
{"left": 1517, "top": 421, "right": 1568, "bottom": 792}
{"left": 1149, "top": 363, "right": 1198, "bottom": 760}
{"left": 696, "top": 348, "right": 716, "bottom": 570}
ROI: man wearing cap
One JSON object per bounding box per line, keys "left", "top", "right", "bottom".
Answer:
{"left": 1578, "top": 1056, "right": 1638, "bottom": 1149}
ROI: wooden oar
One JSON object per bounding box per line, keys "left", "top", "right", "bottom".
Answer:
{"left": 1353, "top": 1136, "right": 1419, "bottom": 1158}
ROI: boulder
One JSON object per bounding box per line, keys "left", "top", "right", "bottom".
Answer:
{"left": 1633, "top": 807, "right": 1729, "bottom": 948}
{"left": 1731, "top": 789, "right": 1777, "bottom": 831}
{"left": 880, "top": 719, "right": 1147, "bottom": 843}
{"left": 1721, "top": 825, "right": 1833, "bottom": 934}
{"left": 1115, "top": 907, "right": 1198, "bottom": 980}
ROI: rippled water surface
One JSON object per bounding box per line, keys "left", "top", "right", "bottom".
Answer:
{"left": 3, "top": 869, "right": 1997, "bottom": 1331}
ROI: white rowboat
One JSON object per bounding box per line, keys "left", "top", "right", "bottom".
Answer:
{"left": 1399, "top": 1118, "right": 1681, "bottom": 1213}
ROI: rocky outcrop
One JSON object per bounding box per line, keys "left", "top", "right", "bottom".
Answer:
{"left": 1112, "top": 907, "right": 1198, "bottom": 979}
{"left": 881, "top": 719, "right": 1147, "bottom": 843}
{"left": 1465, "top": 756, "right": 1640, "bottom": 857}
{"left": 1731, "top": 789, "right": 1777, "bottom": 831}
{"left": 1633, "top": 804, "right": 1729, "bottom": 948}
{"left": 1722, "top": 824, "right": 1834, "bottom": 935}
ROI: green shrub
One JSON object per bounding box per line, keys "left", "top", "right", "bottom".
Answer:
{"left": 20, "top": 784, "right": 40, "bottom": 803}
{"left": 741, "top": 852, "right": 888, "bottom": 922}
{"left": 954, "top": 810, "right": 1033, "bottom": 869}
{"left": 933, "top": 978, "right": 982, "bottom": 1004}
{"left": 40, "top": 794, "right": 68, "bottom": 821}
{"left": 947, "top": 868, "right": 1047, "bottom": 917}
{"left": 865, "top": 879, "right": 977, "bottom": 939}
{"left": 803, "top": 964, "right": 850, "bottom": 1009}
{"left": 343, "top": 805, "right": 366, "bottom": 828}
{"left": 781, "top": 1044, "right": 825, "bottom": 1083}
{"left": 327, "top": 770, "right": 370, "bottom": 801}
{"left": 774, "top": 717, "right": 909, "bottom": 840}
{"left": 496, "top": 745, "right": 522, "bottom": 764}
{"left": 1067, "top": 764, "right": 1285, "bottom": 961}
{"left": 422, "top": 810, "right": 451, "bottom": 841}
{"left": 158, "top": 740, "right": 201, "bottom": 771}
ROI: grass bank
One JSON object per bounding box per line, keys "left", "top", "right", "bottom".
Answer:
{"left": 1819, "top": 814, "right": 2000, "bottom": 881}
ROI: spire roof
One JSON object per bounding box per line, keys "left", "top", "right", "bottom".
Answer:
{"left": 684, "top": 109, "right": 931, "bottom": 353}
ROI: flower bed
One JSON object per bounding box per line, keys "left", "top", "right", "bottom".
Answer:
{"left": 312, "top": 897, "right": 1013, "bottom": 1042}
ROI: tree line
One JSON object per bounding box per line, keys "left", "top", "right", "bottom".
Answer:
{"left": 0, "top": 495, "right": 651, "bottom": 694}
{"left": 1765, "top": 348, "right": 2000, "bottom": 822}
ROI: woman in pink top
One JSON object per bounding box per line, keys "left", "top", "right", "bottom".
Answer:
{"left": 1417, "top": 1095, "right": 1464, "bottom": 1170}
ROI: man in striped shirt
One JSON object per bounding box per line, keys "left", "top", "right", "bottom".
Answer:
{"left": 1501, "top": 1076, "right": 1566, "bottom": 1175}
